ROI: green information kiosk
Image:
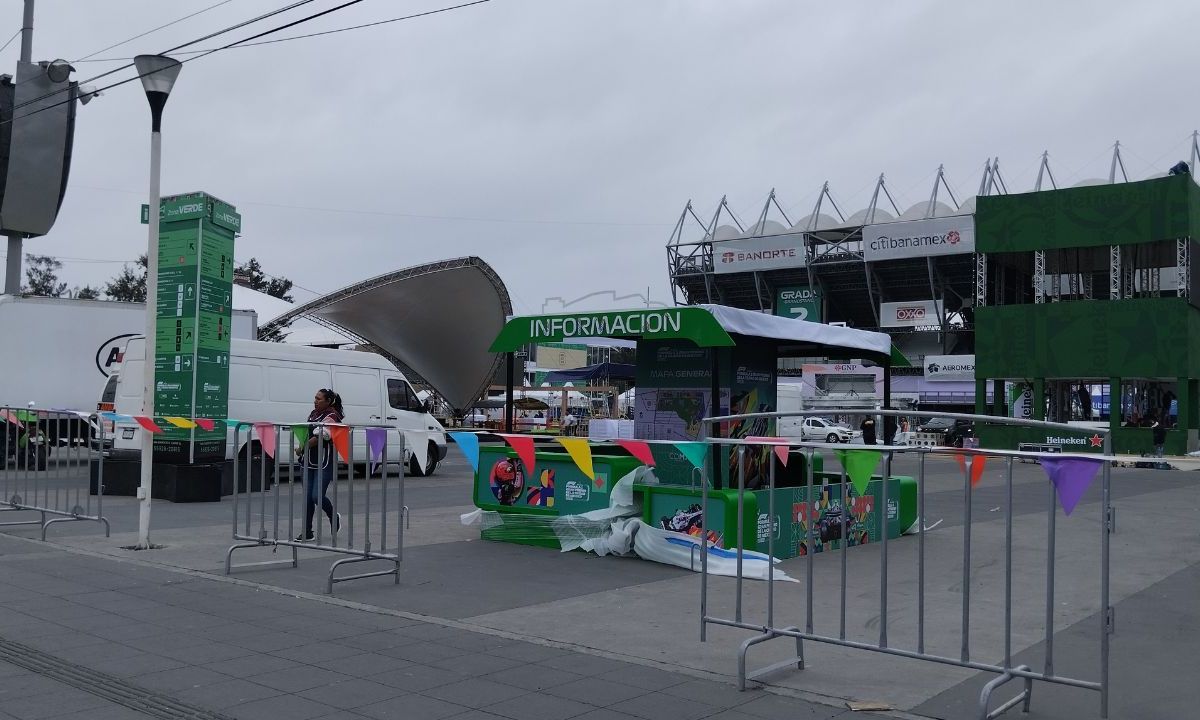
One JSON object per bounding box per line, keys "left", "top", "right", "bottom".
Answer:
{"left": 152, "top": 192, "right": 239, "bottom": 463}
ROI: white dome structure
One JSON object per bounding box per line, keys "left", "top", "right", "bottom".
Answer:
{"left": 711, "top": 224, "right": 741, "bottom": 241}
{"left": 956, "top": 196, "right": 977, "bottom": 214}
{"left": 1071, "top": 178, "right": 1108, "bottom": 188}
{"left": 791, "top": 212, "right": 842, "bottom": 231}
{"left": 846, "top": 207, "right": 895, "bottom": 226}
{"left": 752, "top": 219, "right": 790, "bottom": 236}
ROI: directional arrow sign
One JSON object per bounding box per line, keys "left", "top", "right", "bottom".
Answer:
{"left": 186, "top": 286, "right": 194, "bottom": 298}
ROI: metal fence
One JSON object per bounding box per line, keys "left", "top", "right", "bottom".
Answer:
{"left": 0, "top": 407, "right": 110, "bottom": 539}
{"left": 225, "top": 422, "right": 408, "bottom": 594}
{"left": 698, "top": 409, "right": 1113, "bottom": 720}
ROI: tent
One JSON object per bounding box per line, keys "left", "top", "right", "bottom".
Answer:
{"left": 543, "top": 362, "right": 636, "bottom": 384}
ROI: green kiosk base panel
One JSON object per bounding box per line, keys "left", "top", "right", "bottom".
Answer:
{"left": 474, "top": 446, "right": 645, "bottom": 549}
{"left": 637, "top": 474, "right": 916, "bottom": 560}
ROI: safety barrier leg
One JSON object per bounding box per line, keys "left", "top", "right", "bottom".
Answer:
{"left": 978, "top": 664, "right": 1033, "bottom": 720}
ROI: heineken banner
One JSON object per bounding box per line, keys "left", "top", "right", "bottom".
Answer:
{"left": 862, "top": 215, "right": 975, "bottom": 262}
{"left": 712, "top": 233, "right": 806, "bottom": 275}
{"left": 774, "top": 286, "right": 822, "bottom": 322}
{"left": 924, "top": 354, "right": 975, "bottom": 381}
{"left": 152, "top": 192, "right": 238, "bottom": 463}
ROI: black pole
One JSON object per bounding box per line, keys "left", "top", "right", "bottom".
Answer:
{"left": 710, "top": 347, "right": 722, "bottom": 490}
{"left": 504, "top": 352, "right": 515, "bottom": 433}
{"left": 883, "top": 356, "right": 893, "bottom": 445}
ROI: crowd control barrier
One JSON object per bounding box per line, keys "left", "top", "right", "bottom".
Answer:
{"left": 0, "top": 407, "right": 110, "bottom": 539}
{"left": 698, "top": 409, "right": 1114, "bottom": 720}
{"left": 225, "top": 422, "right": 408, "bottom": 594}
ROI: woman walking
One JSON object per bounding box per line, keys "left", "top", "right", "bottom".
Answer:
{"left": 296, "top": 388, "right": 344, "bottom": 542}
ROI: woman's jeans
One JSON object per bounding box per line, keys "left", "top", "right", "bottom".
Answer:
{"left": 304, "top": 462, "right": 335, "bottom": 535}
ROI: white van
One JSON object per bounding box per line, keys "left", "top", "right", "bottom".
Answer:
{"left": 108, "top": 338, "right": 448, "bottom": 475}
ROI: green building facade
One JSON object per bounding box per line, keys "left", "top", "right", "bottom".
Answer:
{"left": 973, "top": 174, "right": 1200, "bottom": 455}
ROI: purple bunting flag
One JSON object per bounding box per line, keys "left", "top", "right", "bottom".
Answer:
{"left": 1041, "top": 456, "right": 1103, "bottom": 516}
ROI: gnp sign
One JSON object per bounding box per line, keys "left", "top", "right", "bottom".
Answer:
{"left": 713, "top": 233, "right": 806, "bottom": 274}
{"left": 880, "top": 299, "right": 943, "bottom": 327}
{"left": 862, "top": 215, "right": 975, "bottom": 262}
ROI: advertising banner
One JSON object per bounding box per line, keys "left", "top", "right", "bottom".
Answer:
{"left": 880, "top": 299, "right": 943, "bottom": 327}
{"left": 712, "top": 233, "right": 806, "bottom": 274}
{"left": 863, "top": 215, "right": 975, "bottom": 262}
{"left": 774, "top": 286, "right": 821, "bottom": 322}
{"left": 924, "top": 354, "right": 975, "bottom": 381}
{"left": 1009, "top": 382, "right": 1034, "bottom": 420}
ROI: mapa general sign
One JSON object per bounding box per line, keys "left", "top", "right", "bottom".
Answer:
{"left": 924, "top": 354, "right": 975, "bottom": 381}
{"left": 862, "top": 215, "right": 975, "bottom": 262}
{"left": 880, "top": 299, "right": 943, "bottom": 327}
{"left": 713, "top": 233, "right": 806, "bottom": 274}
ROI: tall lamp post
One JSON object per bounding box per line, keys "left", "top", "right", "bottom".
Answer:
{"left": 133, "top": 54, "right": 181, "bottom": 550}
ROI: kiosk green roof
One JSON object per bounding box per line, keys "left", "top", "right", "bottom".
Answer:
{"left": 490, "top": 303, "right": 894, "bottom": 363}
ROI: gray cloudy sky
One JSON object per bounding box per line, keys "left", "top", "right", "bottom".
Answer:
{"left": 4, "top": 0, "right": 1199, "bottom": 313}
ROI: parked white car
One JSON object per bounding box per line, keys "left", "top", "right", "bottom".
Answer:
{"left": 788, "top": 416, "right": 861, "bottom": 443}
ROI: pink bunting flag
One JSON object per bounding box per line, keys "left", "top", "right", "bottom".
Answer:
{"left": 746, "top": 436, "right": 791, "bottom": 467}
{"left": 498, "top": 433, "right": 537, "bottom": 475}
{"left": 253, "top": 423, "right": 277, "bottom": 459}
{"left": 954, "top": 453, "right": 988, "bottom": 487}
{"left": 613, "top": 439, "right": 656, "bottom": 466}
{"left": 194, "top": 418, "right": 216, "bottom": 432}
{"left": 134, "top": 416, "right": 163, "bottom": 434}
{"left": 1041, "top": 456, "right": 1103, "bottom": 516}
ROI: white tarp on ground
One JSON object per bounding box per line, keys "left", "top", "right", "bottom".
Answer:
{"left": 697, "top": 303, "right": 891, "bottom": 358}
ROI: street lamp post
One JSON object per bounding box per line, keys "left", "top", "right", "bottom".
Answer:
{"left": 133, "top": 54, "right": 181, "bottom": 550}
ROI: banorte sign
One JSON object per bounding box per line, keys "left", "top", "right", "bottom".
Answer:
{"left": 712, "top": 233, "right": 806, "bottom": 275}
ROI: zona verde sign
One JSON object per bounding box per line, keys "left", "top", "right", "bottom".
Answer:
{"left": 490, "top": 307, "right": 734, "bottom": 352}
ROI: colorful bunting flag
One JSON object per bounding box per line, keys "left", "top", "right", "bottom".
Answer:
{"left": 675, "top": 441, "right": 708, "bottom": 470}
{"left": 1041, "top": 457, "right": 1102, "bottom": 516}
{"left": 498, "top": 433, "right": 537, "bottom": 476}
{"left": 556, "top": 437, "right": 594, "bottom": 480}
{"left": 134, "top": 416, "right": 163, "bottom": 434}
{"left": 253, "top": 423, "right": 277, "bottom": 459}
{"left": 447, "top": 432, "right": 481, "bottom": 474}
{"left": 954, "top": 453, "right": 988, "bottom": 487}
{"left": 612, "top": 439, "right": 656, "bottom": 466}
{"left": 835, "top": 449, "right": 881, "bottom": 497}
{"left": 194, "top": 418, "right": 216, "bottom": 432}
{"left": 164, "top": 417, "right": 197, "bottom": 429}
{"left": 746, "top": 436, "right": 791, "bottom": 467}
{"left": 365, "top": 427, "right": 388, "bottom": 468}
{"left": 0, "top": 409, "right": 19, "bottom": 424}
{"left": 328, "top": 426, "right": 350, "bottom": 463}
{"left": 291, "top": 424, "right": 311, "bottom": 452}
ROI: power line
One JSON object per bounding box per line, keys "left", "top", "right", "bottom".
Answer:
{"left": 9, "top": 0, "right": 322, "bottom": 114}
{"left": 3, "top": 0, "right": 375, "bottom": 127}
{"left": 71, "top": 0, "right": 239, "bottom": 63}
{"left": 0, "top": 28, "right": 21, "bottom": 55}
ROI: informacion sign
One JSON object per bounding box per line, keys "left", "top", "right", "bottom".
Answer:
{"left": 151, "top": 192, "right": 239, "bottom": 463}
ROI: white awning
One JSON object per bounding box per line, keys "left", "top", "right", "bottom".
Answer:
{"left": 697, "top": 304, "right": 892, "bottom": 358}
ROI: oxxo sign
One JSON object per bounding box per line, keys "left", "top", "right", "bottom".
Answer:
{"left": 880, "top": 300, "right": 943, "bottom": 327}
{"left": 862, "top": 215, "right": 976, "bottom": 262}
{"left": 774, "top": 286, "right": 822, "bottom": 322}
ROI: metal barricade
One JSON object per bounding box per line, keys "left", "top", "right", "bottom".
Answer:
{"left": 225, "top": 422, "right": 408, "bottom": 594}
{"left": 698, "top": 409, "right": 1114, "bottom": 720}
{"left": 0, "top": 406, "right": 110, "bottom": 539}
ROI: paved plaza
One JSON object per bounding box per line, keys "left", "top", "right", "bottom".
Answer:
{"left": 1, "top": 452, "right": 1196, "bottom": 719}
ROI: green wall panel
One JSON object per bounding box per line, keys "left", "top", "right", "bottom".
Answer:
{"left": 977, "top": 298, "right": 1197, "bottom": 379}
{"left": 977, "top": 175, "right": 1198, "bottom": 253}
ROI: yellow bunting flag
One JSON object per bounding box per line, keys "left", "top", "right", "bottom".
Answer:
{"left": 163, "top": 417, "right": 197, "bottom": 429}
{"left": 555, "top": 437, "right": 595, "bottom": 480}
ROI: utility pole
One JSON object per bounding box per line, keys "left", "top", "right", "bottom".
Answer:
{"left": 3, "top": 0, "right": 35, "bottom": 294}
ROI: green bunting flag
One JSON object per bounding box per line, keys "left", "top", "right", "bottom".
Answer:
{"left": 291, "top": 425, "right": 311, "bottom": 451}
{"left": 835, "top": 449, "right": 882, "bottom": 497}
{"left": 675, "top": 442, "right": 709, "bottom": 470}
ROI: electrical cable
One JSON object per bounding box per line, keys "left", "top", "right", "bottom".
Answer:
{"left": 4, "top": 0, "right": 491, "bottom": 127}
{"left": 0, "top": 28, "right": 21, "bottom": 55}
{"left": 9, "top": 0, "right": 321, "bottom": 114}
{"left": 72, "top": 0, "right": 239, "bottom": 63}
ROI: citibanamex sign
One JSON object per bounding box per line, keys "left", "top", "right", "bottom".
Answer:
{"left": 862, "top": 216, "right": 976, "bottom": 262}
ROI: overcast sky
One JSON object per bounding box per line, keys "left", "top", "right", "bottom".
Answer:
{"left": 4, "top": 0, "right": 1199, "bottom": 314}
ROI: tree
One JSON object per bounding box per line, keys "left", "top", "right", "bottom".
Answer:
{"left": 23, "top": 254, "right": 67, "bottom": 297}
{"left": 105, "top": 255, "right": 147, "bottom": 302}
{"left": 234, "top": 257, "right": 294, "bottom": 302}
{"left": 72, "top": 285, "right": 101, "bottom": 300}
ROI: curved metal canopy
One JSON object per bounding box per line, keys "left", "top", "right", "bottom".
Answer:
{"left": 260, "top": 257, "right": 511, "bottom": 411}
